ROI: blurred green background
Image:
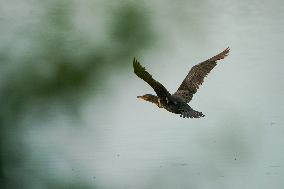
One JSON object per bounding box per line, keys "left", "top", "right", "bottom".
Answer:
{"left": 0, "top": 0, "right": 284, "bottom": 188}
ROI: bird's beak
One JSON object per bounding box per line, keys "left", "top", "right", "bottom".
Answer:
{"left": 137, "top": 96, "right": 144, "bottom": 100}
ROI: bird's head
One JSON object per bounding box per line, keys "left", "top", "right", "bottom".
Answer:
{"left": 137, "top": 94, "right": 160, "bottom": 107}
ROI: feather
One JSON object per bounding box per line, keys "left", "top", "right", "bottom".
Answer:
{"left": 174, "top": 47, "right": 230, "bottom": 103}
{"left": 133, "top": 58, "right": 171, "bottom": 100}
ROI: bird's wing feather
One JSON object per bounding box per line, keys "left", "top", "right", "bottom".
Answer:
{"left": 174, "top": 47, "right": 230, "bottom": 103}
{"left": 133, "top": 58, "right": 171, "bottom": 99}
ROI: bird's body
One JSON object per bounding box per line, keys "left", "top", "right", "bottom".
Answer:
{"left": 138, "top": 93, "right": 204, "bottom": 118}
{"left": 133, "top": 47, "right": 230, "bottom": 118}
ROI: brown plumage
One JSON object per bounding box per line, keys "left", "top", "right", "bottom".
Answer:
{"left": 133, "top": 47, "right": 230, "bottom": 118}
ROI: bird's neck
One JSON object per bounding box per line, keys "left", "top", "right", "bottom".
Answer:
{"left": 146, "top": 96, "right": 165, "bottom": 108}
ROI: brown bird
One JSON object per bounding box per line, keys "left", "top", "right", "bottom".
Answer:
{"left": 133, "top": 47, "right": 230, "bottom": 118}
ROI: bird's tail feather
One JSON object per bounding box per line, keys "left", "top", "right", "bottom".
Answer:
{"left": 180, "top": 108, "right": 205, "bottom": 118}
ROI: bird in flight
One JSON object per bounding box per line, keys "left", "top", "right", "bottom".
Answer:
{"left": 133, "top": 47, "right": 230, "bottom": 118}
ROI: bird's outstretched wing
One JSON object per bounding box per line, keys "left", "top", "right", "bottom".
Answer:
{"left": 133, "top": 58, "right": 171, "bottom": 100}
{"left": 174, "top": 47, "right": 230, "bottom": 103}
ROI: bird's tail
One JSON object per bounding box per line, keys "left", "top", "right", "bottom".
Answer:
{"left": 180, "top": 107, "right": 205, "bottom": 118}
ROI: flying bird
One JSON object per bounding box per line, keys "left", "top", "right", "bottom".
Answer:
{"left": 133, "top": 47, "right": 230, "bottom": 118}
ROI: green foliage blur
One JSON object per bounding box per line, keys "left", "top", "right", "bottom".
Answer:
{"left": 0, "top": 1, "right": 155, "bottom": 188}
